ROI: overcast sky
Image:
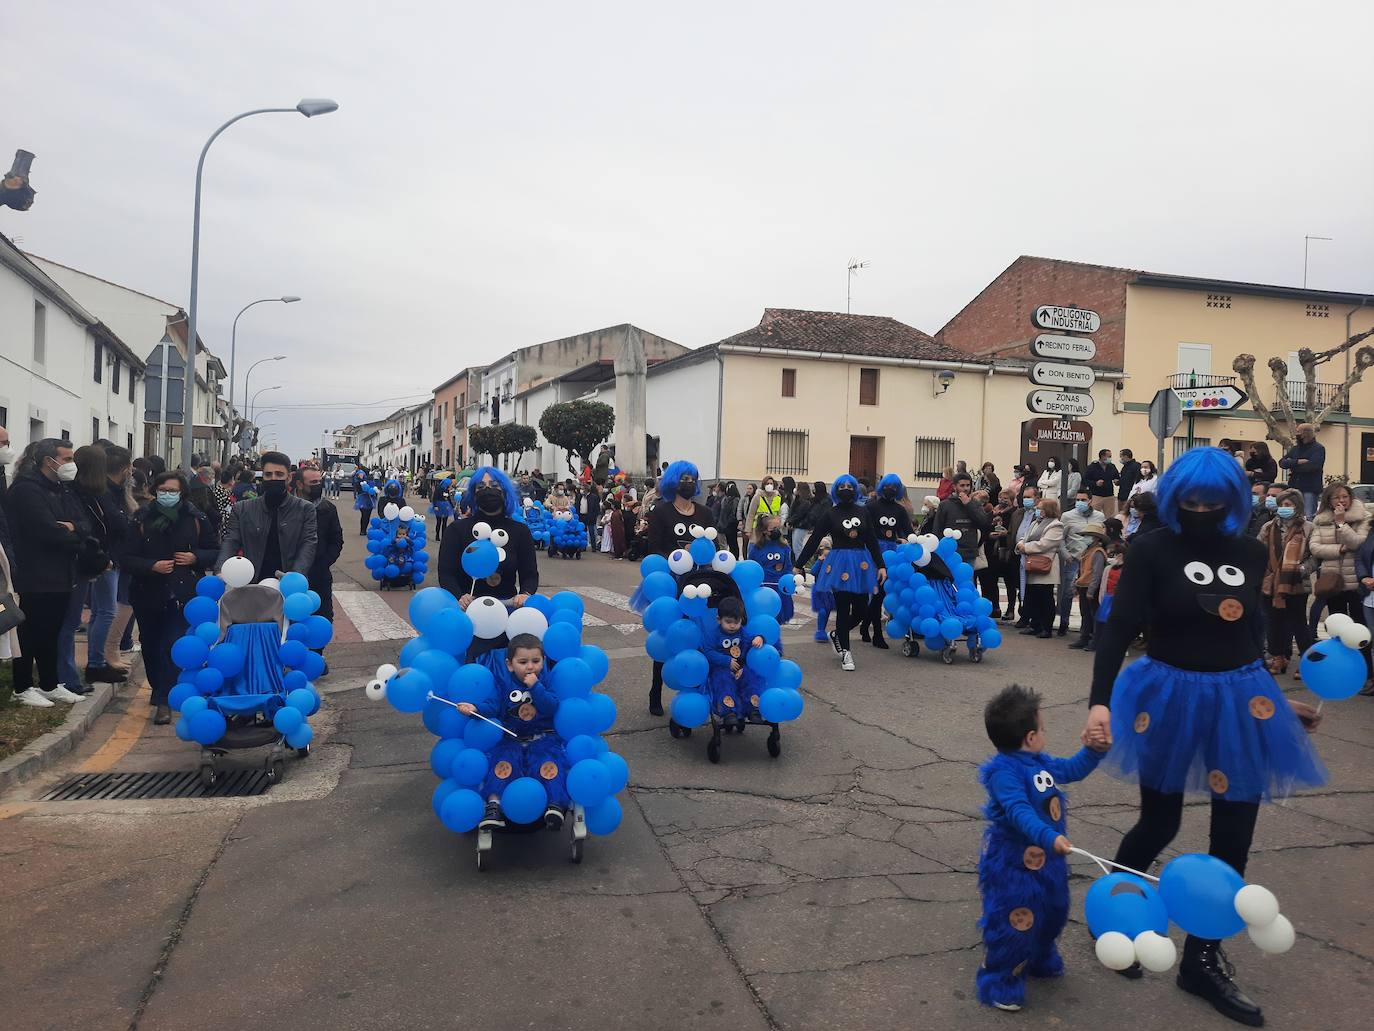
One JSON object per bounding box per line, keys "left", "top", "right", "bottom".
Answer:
{"left": 5, "top": 1, "right": 1372, "bottom": 459}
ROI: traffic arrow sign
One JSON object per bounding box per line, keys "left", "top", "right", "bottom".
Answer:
{"left": 1032, "top": 305, "right": 1101, "bottom": 334}
{"left": 1030, "top": 333, "right": 1097, "bottom": 363}
{"left": 1170, "top": 385, "right": 1249, "bottom": 413}
{"left": 1026, "top": 389, "right": 1095, "bottom": 418}
{"left": 1029, "top": 361, "right": 1095, "bottom": 390}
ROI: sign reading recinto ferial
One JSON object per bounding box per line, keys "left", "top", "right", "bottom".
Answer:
{"left": 1029, "top": 333, "right": 1097, "bottom": 362}
{"left": 1032, "top": 305, "right": 1101, "bottom": 334}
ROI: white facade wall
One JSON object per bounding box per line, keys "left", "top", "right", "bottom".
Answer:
{"left": 478, "top": 358, "right": 517, "bottom": 428}
{"left": 644, "top": 355, "right": 722, "bottom": 480}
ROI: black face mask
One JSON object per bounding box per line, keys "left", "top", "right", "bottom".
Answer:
{"left": 677, "top": 480, "right": 696, "bottom": 499}
{"left": 836, "top": 487, "right": 856, "bottom": 504}
{"left": 768, "top": 529, "right": 783, "bottom": 541}
{"left": 881, "top": 488, "right": 897, "bottom": 501}
{"left": 262, "top": 480, "right": 288, "bottom": 505}
{"left": 1177, "top": 507, "right": 1227, "bottom": 536}
{"left": 475, "top": 489, "right": 505, "bottom": 515}
{"left": 306, "top": 485, "right": 323, "bottom": 502}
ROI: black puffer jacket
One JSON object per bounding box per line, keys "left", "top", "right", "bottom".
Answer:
{"left": 0, "top": 469, "right": 87, "bottom": 593}
{"left": 121, "top": 503, "right": 219, "bottom": 608}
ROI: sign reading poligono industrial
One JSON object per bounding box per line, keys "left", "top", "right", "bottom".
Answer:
{"left": 1032, "top": 305, "right": 1101, "bottom": 334}
{"left": 1029, "top": 333, "right": 1097, "bottom": 363}
{"left": 1028, "top": 361, "right": 1095, "bottom": 390}
{"left": 1026, "top": 389, "right": 1095, "bottom": 418}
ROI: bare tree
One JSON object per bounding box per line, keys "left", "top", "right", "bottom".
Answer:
{"left": 1232, "top": 328, "right": 1374, "bottom": 448}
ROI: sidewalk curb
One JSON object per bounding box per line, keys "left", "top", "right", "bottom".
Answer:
{"left": 0, "top": 680, "right": 120, "bottom": 793}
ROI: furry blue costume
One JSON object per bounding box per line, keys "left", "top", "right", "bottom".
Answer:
{"left": 747, "top": 540, "right": 795, "bottom": 622}
{"left": 703, "top": 617, "right": 764, "bottom": 720}
{"left": 430, "top": 477, "right": 455, "bottom": 519}
{"left": 976, "top": 747, "right": 1103, "bottom": 1008}
{"left": 476, "top": 666, "right": 570, "bottom": 808}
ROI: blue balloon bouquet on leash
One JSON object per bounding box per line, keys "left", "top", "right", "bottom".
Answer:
{"left": 167, "top": 558, "right": 330, "bottom": 787}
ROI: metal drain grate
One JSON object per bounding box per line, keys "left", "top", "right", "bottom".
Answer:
{"left": 42, "top": 769, "right": 271, "bottom": 801}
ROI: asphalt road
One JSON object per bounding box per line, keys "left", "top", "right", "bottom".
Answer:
{"left": 3, "top": 524, "right": 1372, "bottom": 1030}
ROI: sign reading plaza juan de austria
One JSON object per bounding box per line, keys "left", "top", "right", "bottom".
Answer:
{"left": 1032, "top": 304, "right": 1101, "bottom": 334}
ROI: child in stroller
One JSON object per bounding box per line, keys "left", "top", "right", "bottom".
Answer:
{"left": 703, "top": 596, "right": 765, "bottom": 726}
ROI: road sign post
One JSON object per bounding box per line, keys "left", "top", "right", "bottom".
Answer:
{"left": 1025, "top": 307, "right": 1098, "bottom": 490}
{"left": 1148, "top": 388, "right": 1183, "bottom": 471}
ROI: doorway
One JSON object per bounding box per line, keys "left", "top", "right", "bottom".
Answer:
{"left": 1361, "top": 432, "right": 1374, "bottom": 483}
{"left": 848, "top": 436, "right": 880, "bottom": 484}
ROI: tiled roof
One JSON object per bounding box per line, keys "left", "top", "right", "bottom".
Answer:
{"left": 718, "top": 308, "right": 968, "bottom": 362}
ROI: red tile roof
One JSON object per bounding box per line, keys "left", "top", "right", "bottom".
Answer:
{"left": 718, "top": 308, "right": 968, "bottom": 362}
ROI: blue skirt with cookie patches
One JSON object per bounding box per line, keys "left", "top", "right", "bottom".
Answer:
{"left": 813, "top": 548, "right": 877, "bottom": 595}
{"left": 1103, "top": 657, "right": 1327, "bottom": 802}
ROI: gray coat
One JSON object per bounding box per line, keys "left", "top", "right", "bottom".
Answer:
{"left": 216, "top": 495, "right": 318, "bottom": 577}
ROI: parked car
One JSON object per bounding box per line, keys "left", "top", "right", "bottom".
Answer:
{"left": 1348, "top": 482, "right": 1374, "bottom": 507}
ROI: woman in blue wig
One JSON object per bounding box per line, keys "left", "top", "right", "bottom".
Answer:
{"left": 856, "top": 473, "right": 914, "bottom": 649}
{"left": 352, "top": 470, "right": 375, "bottom": 536}
{"left": 643, "top": 460, "right": 717, "bottom": 715}
{"left": 436, "top": 466, "right": 539, "bottom": 614}
{"left": 1082, "top": 447, "right": 1324, "bottom": 1025}
{"left": 794, "top": 474, "right": 886, "bottom": 672}
{"left": 429, "top": 477, "right": 455, "bottom": 540}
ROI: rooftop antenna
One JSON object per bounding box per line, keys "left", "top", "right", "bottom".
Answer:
{"left": 1303, "top": 235, "right": 1332, "bottom": 289}
{"left": 847, "top": 258, "right": 869, "bottom": 313}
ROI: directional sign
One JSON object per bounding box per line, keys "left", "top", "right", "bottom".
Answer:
{"left": 1030, "top": 333, "right": 1097, "bottom": 363}
{"left": 1027, "top": 418, "right": 1092, "bottom": 446}
{"left": 1170, "top": 385, "right": 1249, "bottom": 413}
{"left": 1029, "top": 361, "right": 1095, "bottom": 390}
{"left": 1027, "top": 389, "right": 1094, "bottom": 418}
{"left": 1032, "top": 305, "right": 1101, "bottom": 334}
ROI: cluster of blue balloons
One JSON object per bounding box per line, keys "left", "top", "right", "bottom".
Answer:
{"left": 637, "top": 544, "right": 805, "bottom": 728}
{"left": 880, "top": 533, "right": 1003, "bottom": 654}
{"left": 522, "top": 500, "right": 551, "bottom": 546}
{"left": 373, "top": 586, "right": 628, "bottom": 836}
{"left": 364, "top": 501, "right": 429, "bottom": 585}
{"left": 549, "top": 511, "right": 587, "bottom": 554}
{"left": 168, "top": 570, "right": 328, "bottom": 749}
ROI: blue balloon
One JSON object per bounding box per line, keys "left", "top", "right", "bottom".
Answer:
{"left": 758, "top": 687, "right": 790, "bottom": 723}
{"left": 550, "top": 658, "right": 591, "bottom": 700}
{"left": 1158, "top": 853, "right": 1247, "bottom": 940}
{"left": 641, "top": 571, "right": 677, "bottom": 602}
{"left": 501, "top": 777, "right": 548, "bottom": 824}
{"left": 464, "top": 716, "right": 505, "bottom": 750}
{"left": 386, "top": 668, "right": 432, "bottom": 714}
{"left": 940, "top": 618, "right": 963, "bottom": 641}
{"left": 411, "top": 650, "right": 459, "bottom": 692}
{"left": 914, "top": 586, "right": 937, "bottom": 606}
{"left": 180, "top": 694, "right": 208, "bottom": 716}
{"left": 287, "top": 686, "right": 320, "bottom": 716}
{"left": 1085, "top": 873, "right": 1168, "bottom": 939}
{"left": 733, "top": 560, "right": 765, "bottom": 594}
{"left": 300, "top": 650, "right": 326, "bottom": 681}
{"left": 168, "top": 682, "right": 197, "bottom": 712}
{"left": 746, "top": 644, "right": 781, "bottom": 679}
{"left": 188, "top": 708, "right": 227, "bottom": 746}
{"left": 1300, "top": 639, "right": 1367, "bottom": 700}
{"left": 193, "top": 667, "right": 224, "bottom": 695}
{"left": 551, "top": 591, "right": 584, "bottom": 616}
{"left": 567, "top": 759, "right": 612, "bottom": 806}
{"left": 409, "top": 587, "right": 460, "bottom": 633}
{"left": 775, "top": 659, "right": 802, "bottom": 691}
{"left": 461, "top": 539, "right": 500, "bottom": 579}
{"left": 640, "top": 554, "right": 669, "bottom": 577}
{"left": 580, "top": 645, "right": 609, "bottom": 684}
{"left": 195, "top": 576, "right": 225, "bottom": 599}
{"left": 424, "top": 608, "right": 474, "bottom": 656}
{"left": 781, "top": 688, "right": 804, "bottom": 721}
{"left": 689, "top": 537, "right": 716, "bottom": 566}
{"left": 586, "top": 691, "right": 617, "bottom": 734}
{"left": 543, "top": 622, "right": 582, "bottom": 662}
{"left": 286, "top": 622, "right": 311, "bottom": 643}
{"left": 671, "top": 690, "right": 709, "bottom": 727}
{"left": 399, "top": 635, "right": 434, "bottom": 667}
{"left": 283, "top": 593, "right": 314, "bottom": 622}
{"left": 448, "top": 663, "right": 496, "bottom": 704}
{"left": 184, "top": 596, "right": 219, "bottom": 627}
{"left": 645, "top": 631, "right": 673, "bottom": 662}
{"left": 432, "top": 778, "right": 459, "bottom": 818}
{"left": 585, "top": 796, "right": 623, "bottom": 835}
{"left": 303, "top": 615, "right": 334, "bottom": 649}
{"left": 439, "top": 788, "right": 485, "bottom": 832}
{"left": 981, "top": 628, "right": 1003, "bottom": 649}
{"left": 451, "top": 748, "right": 488, "bottom": 787}
{"left": 598, "top": 751, "right": 629, "bottom": 794}
{"left": 429, "top": 737, "right": 465, "bottom": 778}
{"left": 748, "top": 587, "right": 782, "bottom": 619}
{"left": 422, "top": 697, "right": 467, "bottom": 739}
{"left": 274, "top": 706, "right": 304, "bottom": 736}
{"left": 924, "top": 635, "right": 944, "bottom": 651}
{"left": 279, "top": 639, "right": 309, "bottom": 669}
{"left": 554, "top": 697, "right": 597, "bottom": 739}
{"left": 279, "top": 571, "right": 309, "bottom": 596}
{"left": 550, "top": 609, "right": 582, "bottom": 628}
{"left": 664, "top": 619, "right": 701, "bottom": 655}
{"left": 565, "top": 735, "right": 607, "bottom": 765}
{"left": 778, "top": 573, "right": 796, "bottom": 595}
{"left": 174, "top": 717, "right": 192, "bottom": 741}
{"left": 366, "top": 540, "right": 384, "bottom": 555}
{"left": 744, "top": 615, "right": 781, "bottom": 646}
{"left": 523, "top": 594, "right": 553, "bottom": 617}
{"left": 643, "top": 596, "right": 683, "bottom": 633}
{"left": 664, "top": 650, "right": 708, "bottom": 689}
{"left": 283, "top": 669, "right": 309, "bottom": 692}
{"left": 371, "top": 568, "right": 385, "bottom": 580}
{"left": 171, "top": 635, "right": 209, "bottom": 671}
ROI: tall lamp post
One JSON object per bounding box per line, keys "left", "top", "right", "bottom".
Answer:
{"left": 248, "top": 385, "right": 281, "bottom": 425}
{"left": 226, "top": 295, "right": 299, "bottom": 460}
{"left": 241, "top": 354, "right": 285, "bottom": 431}
{"left": 179, "top": 99, "right": 338, "bottom": 470}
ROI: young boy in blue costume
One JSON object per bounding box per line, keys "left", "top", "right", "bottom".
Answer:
{"left": 977, "top": 684, "right": 1108, "bottom": 1012}
{"left": 746, "top": 514, "right": 795, "bottom": 624}
{"left": 704, "top": 597, "right": 764, "bottom": 722}
{"left": 457, "top": 633, "right": 570, "bottom": 832}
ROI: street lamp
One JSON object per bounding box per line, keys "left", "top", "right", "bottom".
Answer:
{"left": 248, "top": 385, "right": 281, "bottom": 424}
{"left": 179, "top": 99, "right": 338, "bottom": 470}
{"left": 226, "top": 296, "right": 299, "bottom": 460}
{"left": 242, "top": 354, "right": 285, "bottom": 431}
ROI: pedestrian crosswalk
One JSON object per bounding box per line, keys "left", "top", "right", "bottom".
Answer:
{"left": 334, "top": 589, "right": 418, "bottom": 642}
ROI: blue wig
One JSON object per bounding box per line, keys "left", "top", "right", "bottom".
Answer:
{"left": 659, "top": 460, "right": 700, "bottom": 499}
{"left": 1155, "top": 447, "right": 1250, "bottom": 536}
{"left": 461, "top": 465, "right": 520, "bottom": 518}
{"left": 831, "top": 474, "right": 860, "bottom": 504}
{"left": 878, "top": 473, "right": 907, "bottom": 500}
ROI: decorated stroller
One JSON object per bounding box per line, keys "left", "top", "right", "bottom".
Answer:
{"left": 636, "top": 533, "right": 806, "bottom": 764}
{"left": 365, "top": 495, "right": 430, "bottom": 590}
{"left": 521, "top": 498, "right": 551, "bottom": 550}
{"left": 548, "top": 510, "right": 587, "bottom": 558}
{"left": 168, "top": 560, "right": 329, "bottom": 787}
{"left": 884, "top": 531, "right": 1004, "bottom": 664}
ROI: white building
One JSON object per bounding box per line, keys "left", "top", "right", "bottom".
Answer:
{"left": 380, "top": 401, "right": 432, "bottom": 474}
{"left": 29, "top": 253, "right": 229, "bottom": 464}
{"left": 0, "top": 232, "right": 145, "bottom": 457}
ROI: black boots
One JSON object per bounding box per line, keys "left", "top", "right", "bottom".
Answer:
{"left": 1177, "top": 937, "right": 1264, "bottom": 1027}
{"left": 871, "top": 632, "right": 889, "bottom": 650}
{"left": 648, "top": 685, "right": 664, "bottom": 717}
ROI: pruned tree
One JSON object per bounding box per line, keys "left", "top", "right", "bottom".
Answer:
{"left": 1232, "top": 328, "right": 1374, "bottom": 448}
{"left": 1, "top": 150, "right": 36, "bottom": 211}
{"left": 539, "top": 399, "right": 615, "bottom": 477}
{"left": 467, "top": 422, "right": 539, "bottom": 473}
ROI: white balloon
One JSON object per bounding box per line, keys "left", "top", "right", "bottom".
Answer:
{"left": 497, "top": 548, "right": 507, "bottom": 563}
{"left": 364, "top": 679, "right": 386, "bottom": 702}
{"left": 472, "top": 521, "right": 492, "bottom": 540}
{"left": 490, "top": 528, "right": 510, "bottom": 549}
{"left": 704, "top": 527, "right": 718, "bottom": 541}
{"left": 906, "top": 533, "right": 920, "bottom": 544}
{"left": 221, "top": 556, "right": 254, "bottom": 589}
{"left": 1247, "top": 913, "right": 1295, "bottom": 954}
{"left": 399, "top": 505, "right": 416, "bottom": 522}
{"left": 712, "top": 551, "right": 738, "bottom": 574}
{"left": 1338, "top": 624, "right": 1371, "bottom": 650}
{"left": 913, "top": 551, "right": 933, "bottom": 568}
{"left": 258, "top": 577, "right": 280, "bottom": 592}
{"left": 383, "top": 503, "right": 399, "bottom": 521}
{"left": 522, "top": 498, "right": 533, "bottom": 508}
{"left": 682, "top": 584, "right": 700, "bottom": 600}
{"left": 1324, "top": 613, "right": 1355, "bottom": 636}
{"left": 1095, "top": 931, "right": 1136, "bottom": 971}
{"left": 1233, "top": 884, "right": 1280, "bottom": 928}
{"left": 698, "top": 584, "right": 712, "bottom": 598}
{"left": 668, "top": 549, "right": 694, "bottom": 575}
{"left": 1132, "top": 931, "right": 1178, "bottom": 972}
{"left": 506, "top": 606, "right": 549, "bottom": 639}
{"left": 468, "top": 596, "right": 510, "bottom": 639}
{"left": 376, "top": 663, "right": 398, "bottom": 682}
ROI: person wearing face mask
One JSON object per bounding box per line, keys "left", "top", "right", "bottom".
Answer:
{"left": 793, "top": 475, "right": 887, "bottom": 672}
{"left": 437, "top": 466, "right": 539, "bottom": 614}
{"left": 1244, "top": 482, "right": 1274, "bottom": 538}
{"left": 0, "top": 425, "right": 16, "bottom": 595}
{"left": 1115, "top": 448, "right": 1140, "bottom": 506}
{"left": 1243, "top": 441, "right": 1277, "bottom": 486}
{"left": 1015, "top": 497, "right": 1064, "bottom": 638}
{"left": 744, "top": 476, "right": 782, "bottom": 542}
{"left": 2, "top": 439, "right": 92, "bottom": 706}
{"left": 1278, "top": 423, "right": 1326, "bottom": 518}
{"left": 123, "top": 470, "right": 220, "bottom": 724}
{"left": 1055, "top": 488, "right": 1104, "bottom": 637}
{"left": 1125, "top": 459, "right": 1159, "bottom": 507}
{"left": 1007, "top": 486, "right": 1040, "bottom": 628}
{"left": 1082, "top": 451, "right": 1324, "bottom": 1024}
{"left": 217, "top": 452, "right": 318, "bottom": 585}
{"left": 1084, "top": 448, "right": 1120, "bottom": 517}
{"left": 1123, "top": 490, "right": 1163, "bottom": 539}
{"left": 857, "top": 473, "right": 915, "bottom": 648}
{"left": 1036, "top": 458, "right": 1064, "bottom": 502}
{"left": 293, "top": 465, "right": 344, "bottom": 631}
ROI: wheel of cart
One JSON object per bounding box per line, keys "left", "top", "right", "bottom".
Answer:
{"left": 900, "top": 633, "right": 920, "bottom": 658}
{"left": 474, "top": 803, "right": 588, "bottom": 871}
{"left": 705, "top": 714, "right": 780, "bottom": 763}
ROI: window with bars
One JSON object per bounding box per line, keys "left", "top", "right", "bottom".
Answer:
{"left": 128, "top": 370, "right": 135, "bottom": 402}
{"left": 112, "top": 360, "right": 121, "bottom": 394}
{"left": 859, "top": 367, "right": 880, "bottom": 405}
{"left": 126, "top": 432, "right": 134, "bottom": 452}
{"left": 33, "top": 301, "right": 47, "bottom": 365}
{"left": 781, "top": 368, "right": 796, "bottom": 397}
{"left": 765, "top": 428, "right": 808, "bottom": 476}
{"left": 1172, "top": 436, "right": 1212, "bottom": 461}
{"left": 91, "top": 417, "right": 100, "bottom": 443}
{"left": 914, "top": 436, "right": 955, "bottom": 480}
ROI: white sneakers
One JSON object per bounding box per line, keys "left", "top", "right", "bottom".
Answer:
{"left": 841, "top": 650, "right": 855, "bottom": 672}
{"left": 13, "top": 686, "right": 83, "bottom": 706}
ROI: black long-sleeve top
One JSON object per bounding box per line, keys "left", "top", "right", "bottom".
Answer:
{"left": 865, "top": 497, "right": 914, "bottom": 546}
{"left": 1089, "top": 528, "right": 1267, "bottom": 707}
{"left": 310, "top": 498, "right": 344, "bottom": 582}
{"left": 646, "top": 500, "right": 715, "bottom": 557}
{"left": 795, "top": 502, "right": 884, "bottom": 570}
{"left": 438, "top": 514, "right": 539, "bottom": 601}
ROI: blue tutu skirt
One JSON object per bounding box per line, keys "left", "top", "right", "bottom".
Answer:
{"left": 1103, "top": 657, "right": 1327, "bottom": 802}
{"left": 813, "top": 548, "right": 878, "bottom": 595}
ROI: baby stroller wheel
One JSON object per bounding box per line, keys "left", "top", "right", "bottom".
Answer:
{"left": 265, "top": 756, "right": 285, "bottom": 782}
{"left": 767, "top": 728, "right": 781, "bottom": 758}
{"left": 574, "top": 551, "right": 582, "bottom": 560}
{"left": 941, "top": 644, "right": 957, "bottom": 665}
{"left": 900, "top": 638, "right": 915, "bottom": 658}
{"left": 570, "top": 837, "right": 584, "bottom": 864}
{"left": 706, "top": 735, "right": 721, "bottom": 764}
{"left": 970, "top": 647, "right": 984, "bottom": 663}
{"left": 198, "top": 760, "right": 217, "bottom": 789}
{"left": 476, "top": 849, "right": 488, "bottom": 872}
{"left": 296, "top": 743, "right": 312, "bottom": 758}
